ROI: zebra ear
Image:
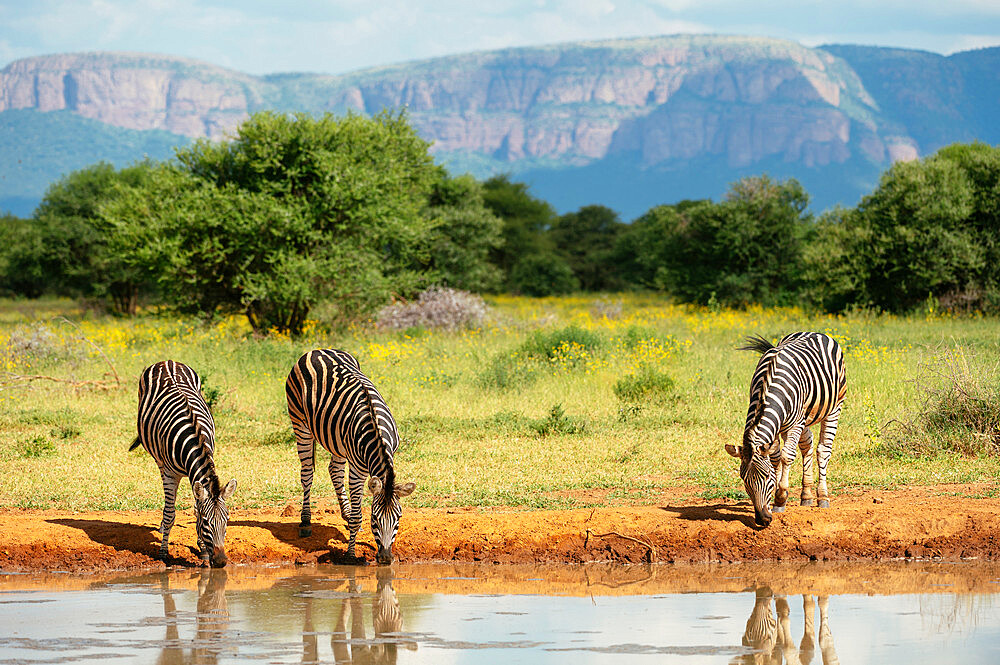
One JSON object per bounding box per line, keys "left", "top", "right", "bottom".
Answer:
{"left": 368, "top": 476, "right": 383, "bottom": 495}
{"left": 220, "top": 479, "right": 237, "bottom": 501}
{"left": 724, "top": 444, "right": 740, "bottom": 459}
{"left": 394, "top": 482, "right": 416, "bottom": 498}
{"left": 193, "top": 481, "right": 210, "bottom": 502}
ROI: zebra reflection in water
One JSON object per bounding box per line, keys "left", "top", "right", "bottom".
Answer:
{"left": 155, "top": 569, "right": 230, "bottom": 665}
{"left": 734, "top": 587, "right": 839, "bottom": 665}
{"left": 302, "top": 568, "right": 417, "bottom": 665}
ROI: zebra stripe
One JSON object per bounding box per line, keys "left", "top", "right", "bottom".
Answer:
{"left": 738, "top": 592, "right": 840, "bottom": 665}
{"left": 286, "top": 349, "right": 415, "bottom": 564}
{"left": 131, "top": 360, "right": 236, "bottom": 567}
{"left": 727, "top": 332, "right": 847, "bottom": 527}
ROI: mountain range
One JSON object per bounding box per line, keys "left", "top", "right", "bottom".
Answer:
{"left": 1, "top": 35, "right": 998, "bottom": 219}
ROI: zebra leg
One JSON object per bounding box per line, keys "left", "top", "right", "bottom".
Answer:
{"left": 817, "top": 406, "right": 842, "bottom": 509}
{"left": 158, "top": 472, "right": 180, "bottom": 561}
{"left": 818, "top": 596, "right": 840, "bottom": 665}
{"left": 800, "top": 594, "right": 817, "bottom": 659}
{"left": 774, "top": 425, "right": 803, "bottom": 512}
{"left": 799, "top": 428, "right": 817, "bottom": 506}
{"left": 329, "top": 455, "right": 350, "bottom": 522}
{"left": 295, "top": 431, "right": 315, "bottom": 537}
{"left": 345, "top": 467, "right": 366, "bottom": 561}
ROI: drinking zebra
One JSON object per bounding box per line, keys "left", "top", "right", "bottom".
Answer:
{"left": 286, "top": 349, "right": 415, "bottom": 565}
{"left": 726, "top": 332, "right": 846, "bottom": 527}
{"left": 733, "top": 590, "right": 839, "bottom": 665}
{"left": 130, "top": 360, "right": 237, "bottom": 567}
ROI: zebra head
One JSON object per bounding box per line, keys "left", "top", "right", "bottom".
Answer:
{"left": 193, "top": 478, "right": 237, "bottom": 567}
{"left": 725, "top": 441, "right": 776, "bottom": 527}
{"left": 367, "top": 476, "right": 416, "bottom": 565}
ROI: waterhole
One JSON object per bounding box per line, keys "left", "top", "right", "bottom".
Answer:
{"left": 1, "top": 561, "right": 998, "bottom": 663}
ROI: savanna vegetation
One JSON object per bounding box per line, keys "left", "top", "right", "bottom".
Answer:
{"left": 1, "top": 111, "right": 999, "bottom": 514}
{"left": 1, "top": 295, "right": 998, "bottom": 512}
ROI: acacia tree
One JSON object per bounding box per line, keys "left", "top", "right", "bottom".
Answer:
{"left": 104, "top": 111, "right": 443, "bottom": 333}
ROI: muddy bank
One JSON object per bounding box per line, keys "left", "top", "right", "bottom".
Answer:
{"left": 1, "top": 486, "right": 999, "bottom": 572}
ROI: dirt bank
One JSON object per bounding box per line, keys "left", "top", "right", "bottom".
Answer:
{"left": 2, "top": 485, "right": 999, "bottom": 573}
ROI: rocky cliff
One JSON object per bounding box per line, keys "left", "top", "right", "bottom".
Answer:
{"left": 1, "top": 36, "right": 997, "bottom": 216}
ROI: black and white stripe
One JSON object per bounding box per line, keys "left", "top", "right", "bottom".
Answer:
{"left": 727, "top": 332, "right": 847, "bottom": 527}
{"left": 131, "top": 360, "right": 236, "bottom": 567}
{"left": 286, "top": 349, "right": 415, "bottom": 564}
{"left": 736, "top": 593, "right": 839, "bottom": 665}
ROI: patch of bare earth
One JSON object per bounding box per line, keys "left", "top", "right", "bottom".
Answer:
{"left": 1, "top": 485, "right": 998, "bottom": 572}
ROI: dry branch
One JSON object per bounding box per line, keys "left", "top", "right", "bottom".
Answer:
{"left": 584, "top": 528, "right": 658, "bottom": 562}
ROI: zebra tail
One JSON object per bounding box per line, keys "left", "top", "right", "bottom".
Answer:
{"left": 129, "top": 436, "right": 141, "bottom": 452}
{"left": 738, "top": 335, "right": 775, "bottom": 355}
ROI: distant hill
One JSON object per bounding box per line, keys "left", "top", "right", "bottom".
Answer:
{"left": 0, "top": 108, "right": 186, "bottom": 215}
{"left": 1, "top": 37, "right": 998, "bottom": 218}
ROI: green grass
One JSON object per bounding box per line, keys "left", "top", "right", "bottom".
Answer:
{"left": 1, "top": 295, "right": 999, "bottom": 511}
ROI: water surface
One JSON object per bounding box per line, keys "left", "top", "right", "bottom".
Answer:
{"left": 2, "top": 561, "right": 999, "bottom": 663}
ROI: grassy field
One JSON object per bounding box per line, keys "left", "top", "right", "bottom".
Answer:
{"left": 1, "top": 294, "right": 999, "bottom": 512}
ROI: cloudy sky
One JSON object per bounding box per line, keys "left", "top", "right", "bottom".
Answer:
{"left": 2, "top": 0, "right": 999, "bottom": 75}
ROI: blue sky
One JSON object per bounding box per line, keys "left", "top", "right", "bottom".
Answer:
{"left": 2, "top": 0, "right": 999, "bottom": 75}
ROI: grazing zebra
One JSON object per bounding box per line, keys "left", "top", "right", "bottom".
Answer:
{"left": 286, "top": 349, "right": 415, "bottom": 565}
{"left": 130, "top": 360, "right": 237, "bottom": 567}
{"left": 726, "top": 332, "right": 846, "bottom": 527}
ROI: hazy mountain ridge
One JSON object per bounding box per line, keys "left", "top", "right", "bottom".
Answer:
{"left": 1, "top": 36, "right": 998, "bottom": 217}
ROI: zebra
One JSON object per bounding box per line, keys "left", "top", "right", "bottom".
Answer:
{"left": 732, "top": 590, "right": 839, "bottom": 665}
{"left": 726, "top": 332, "right": 846, "bottom": 527}
{"left": 130, "top": 360, "right": 237, "bottom": 567}
{"left": 286, "top": 349, "right": 416, "bottom": 565}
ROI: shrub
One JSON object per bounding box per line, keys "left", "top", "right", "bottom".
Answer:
{"left": 377, "top": 287, "right": 489, "bottom": 331}
{"left": 614, "top": 366, "right": 675, "bottom": 403}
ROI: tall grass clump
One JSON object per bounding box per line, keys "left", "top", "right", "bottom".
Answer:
{"left": 519, "top": 325, "right": 603, "bottom": 361}
{"left": 476, "top": 352, "right": 539, "bottom": 391}
{"left": 883, "top": 348, "right": 1000, "bottom": 457}
{"left": 614, "top": 366, "right": 675, "bottom": 403}
{"left": 478, "top": 324, "right": 604, "bottom": 391}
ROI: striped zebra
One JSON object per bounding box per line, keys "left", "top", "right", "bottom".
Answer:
{"left": 130, "top": 360, "right": 237, "bottom": 567}
{"left": 726, "top": 332, "right": 846, "bottom": 527}
{"left": 286, "top": 349, "right": 415, "bottom": 565}
{"left": 733, "top": 592, "right": 839, "bottom": 665}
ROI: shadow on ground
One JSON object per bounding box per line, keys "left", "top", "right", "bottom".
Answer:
{"left": 48, "top": 518, "right": 201, "bottom": 567}
{"left": 659, "top": 503, "right": 758, "bottom": 528}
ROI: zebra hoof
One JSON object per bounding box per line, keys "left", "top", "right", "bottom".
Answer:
{"left": 800, "top": 499, "right": 816, "bottom": 507}
{"left": 772, "top": 505, "right": 785, "bottom": 513}
{"left": 299, "top": 526, "right": 312, "bottom": 538}
{"left": 818, "top": 500, "right": 830, "bottom": 509}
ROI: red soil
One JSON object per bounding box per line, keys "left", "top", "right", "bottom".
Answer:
{"left": 2, "top": 485, "right": 998, "bottom": 572}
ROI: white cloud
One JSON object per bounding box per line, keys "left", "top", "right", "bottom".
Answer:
{"left": 0, "top": 0, "right": 998, "bottom": 74}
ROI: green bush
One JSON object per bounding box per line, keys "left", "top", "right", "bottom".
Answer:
{"left": 614, "top": 366, "right": 675, "bottom": 403}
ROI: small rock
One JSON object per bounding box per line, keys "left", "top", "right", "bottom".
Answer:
{"left": 872, "top": 497, "right": 884, "bottom": 504}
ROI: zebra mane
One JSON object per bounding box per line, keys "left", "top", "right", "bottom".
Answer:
{"left": 361, "top": 379, "right": 395, "bottom": 504}
{"left": 745, "top": 340, "right": 780, "bottom": 446}
{"left": 164, "top": 363, "right": 211, "bottom": 451}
